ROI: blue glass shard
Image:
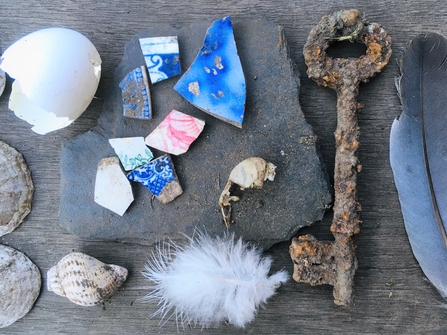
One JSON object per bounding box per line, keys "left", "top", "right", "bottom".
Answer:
{"left": 119, "top": 66, "right": 152, "bottom": 119}
{"left": 127, "top": 155, "right": 174, "bottom": 196}
{"left": 174, "top": 17, "right": 246, "bottom": 128}
{"left": 139, "top": 36, "right": 182, "bottom": 83}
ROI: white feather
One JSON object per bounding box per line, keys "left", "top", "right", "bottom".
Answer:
{"left": 140, "top": 230, "right": 288, "bottom": 328}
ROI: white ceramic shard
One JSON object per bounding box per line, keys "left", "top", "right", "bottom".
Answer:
{"left": 94, "top": 157, "right": 134, "bottom": 216}
{"left": 47, "top": 252, "right": 128, "bottom": 306}
{"left": 139, "top": 36, "right": 181, "bottom": 83}
{"left": 0, "top": 28, "right": 101, "bottom": 135}
{"left": 0, "top": 245, "right": 41, "bottom": 328}
{"left": 109, "top": 137, "right": 153, "bottom": 171}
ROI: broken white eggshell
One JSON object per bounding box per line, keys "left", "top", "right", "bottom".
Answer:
{"left": 219, "top": 157, "right": 277, "bottom": 229}
{"left": 0, "top": 28, "right": 101, "bottom": 135}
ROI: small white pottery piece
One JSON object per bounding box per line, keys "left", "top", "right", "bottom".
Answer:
{"left": 47, "top": 252, "right": 128, "bottom": 306}
{"left": 94, "top": 157, "right": 134, "bottom": 216}
{"left": 0, "top": 245, "right": 41, "bottom": 328}
{"left": 109, "top": 137, "right": 153, "bottom": 171}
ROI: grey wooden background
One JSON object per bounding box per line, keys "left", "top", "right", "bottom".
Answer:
{"left": 1, "top": 1, "right": 446, "bottom": 334}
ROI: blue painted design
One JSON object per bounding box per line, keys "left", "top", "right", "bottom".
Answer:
{"left": 119, "top": 66, "right": 152, "bottom": 119}
{"left": 126, "top": 155, "right": 175, "bottom": 196}
{"left": 173, "top": 17, "right": 246, "bottom": 128}
{"left": 139, "top": 36, "right": 181, "bottom": 83}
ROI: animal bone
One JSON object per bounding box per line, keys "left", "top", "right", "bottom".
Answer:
{"left": 219, "top": 157, "right": 276, "bottom": 229}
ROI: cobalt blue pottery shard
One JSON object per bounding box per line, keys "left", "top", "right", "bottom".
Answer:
{"left": 126, "top": 155, "right": 183, "bottom": 204}
{"left": 119, "top": 65, "right": 152, "bottom": 119}
{"left": 139, "top": 36, "right": 181, "bottom": 83}
{"left": 173, "top": 17, "right": 246, "bottom": 128}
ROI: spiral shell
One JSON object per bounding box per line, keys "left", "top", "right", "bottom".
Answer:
{"left": 0, "top": 141, "right": 34, "bottom": 237}
{"left": 0, "top": 245, "right": 41, "bottom": 328}
{"left": 47, "top": 252, "right": 128, "bottom": 306}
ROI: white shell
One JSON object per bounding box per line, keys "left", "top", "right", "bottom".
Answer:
{"left": 0, "top": 245, "right": 41, "bottom": 328}
{"left": 0, "top": 141, "right": 34, "bottom": 237}
{"left": 229, "top": 157, "right": 276, "bottom": 189}
{"left": 0, "top": 28, "right": 101, "bottom": 135}
{"left": 47, "top": 252, "right": 128, "bottom": 306}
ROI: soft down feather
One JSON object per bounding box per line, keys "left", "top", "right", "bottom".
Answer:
{"left": 140, "top": 230, "right": 288, "bottom": 328}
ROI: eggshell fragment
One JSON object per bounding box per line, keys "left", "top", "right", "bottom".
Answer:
{"left": 0, "top": 28, "right": 101, "bottom": 134}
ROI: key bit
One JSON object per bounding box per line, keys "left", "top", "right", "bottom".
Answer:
{"left": 289, "top": 9, "right": 392, "bottom": 306}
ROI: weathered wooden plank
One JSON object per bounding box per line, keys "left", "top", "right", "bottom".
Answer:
{"left": 1, "top": 1, "right": 447, "bottom": 334}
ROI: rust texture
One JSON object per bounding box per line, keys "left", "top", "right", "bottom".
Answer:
{"left": 289, "top": 9, "right": 392, "bottom": 306}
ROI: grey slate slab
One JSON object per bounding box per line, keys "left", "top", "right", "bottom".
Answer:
{"left": 59, "top": 20, "right": 332, "bottom": 250}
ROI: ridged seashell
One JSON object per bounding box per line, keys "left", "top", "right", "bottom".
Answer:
{"left": 0, "top": 245, "right": 41, "bottom": 328}
{"left": 0, "top": 141, "right": 34, "bottom": 237}
{"left": 47, "top": 252, "right": 128, "bottom": 306}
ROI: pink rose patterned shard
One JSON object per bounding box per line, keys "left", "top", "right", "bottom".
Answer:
{"left": 145, "top": 109, "right": 205, "bottom": 155}
{"left": 119, "top": 66, "right": 152, "bottom": 119}
{"left": 126, "top": 155, "right": 182, "bottom": 204}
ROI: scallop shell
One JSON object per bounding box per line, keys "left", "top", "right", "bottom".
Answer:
{"left": 0, "top": 244, "right": 41, "bottom": 328}
{"left": 0, "top": 141, "right": 34, "bottom": 237}
{"left": 47, "top": 252, "right": 128, "bottom": 306}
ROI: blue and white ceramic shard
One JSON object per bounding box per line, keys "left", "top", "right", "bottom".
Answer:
{"left": 119, "top": 66, "right": 152, "bottom": 119}
{"left": 126, "top": 155, "right": 183, "bottom": 203}
{"left": 174, "top": 17, "right": 246, "bottom": 128}
{"left": 139, "top": 36, "right": 181, "bottom": 83}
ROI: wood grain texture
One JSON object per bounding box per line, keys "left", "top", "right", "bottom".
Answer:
{"left": 0, "top": 1, "right": 446, "bottom": 333}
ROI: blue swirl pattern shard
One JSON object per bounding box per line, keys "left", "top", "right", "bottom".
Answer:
{"left": 126, "top": 155, "right": 182, "bottom": 203}
{"left": 174, "top": 17, "right": 246, "bottom": 128}
{"left": 139, "top": 36, "right": 181, "bottom": 83}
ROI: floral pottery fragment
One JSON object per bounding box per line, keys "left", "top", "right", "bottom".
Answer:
{"left": 47, "top": 252, "right": 128, "bottom": 306}
{"left": 119, "top": 65, "right": 152, "bottom": 119}
{"left": 144, "top": 109, "right": 205, "bottom": 155}
{"left": 174, "top": 17, "right": 246, "bottom": 128}
{"left": 0, "top": 245, "right": 41, "bottom": 328}
{"left": 0, "top": 141, "right": 34, "bottom": 237}
{"left": 94, "top": 157, "right": 134, "bottom": 216}
{"left": 127, "top": 154, "right": 182, "bottom": 204}
{"left": 139, "top": 36, "right": 181, "bottom": 83}
{"left": 109, "top": 137, "right": 153, "bottom": 171}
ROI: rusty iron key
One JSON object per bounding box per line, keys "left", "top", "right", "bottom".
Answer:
{"left": 289, "top": 9, "right": 392, "bottom": 306}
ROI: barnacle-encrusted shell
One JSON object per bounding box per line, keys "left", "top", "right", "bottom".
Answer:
{"left": 0, "top": 141, "right": 34, "bottom": 237}
{"left": 0, "top": 244, "right": 41, "bottom": 328}
{"left": 47, "top": 252, "right": 128, "bottom": 306}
